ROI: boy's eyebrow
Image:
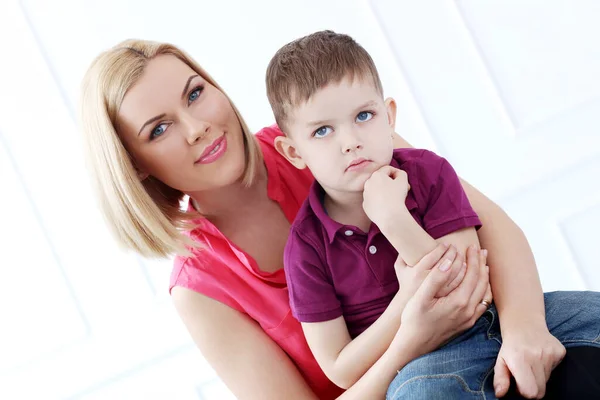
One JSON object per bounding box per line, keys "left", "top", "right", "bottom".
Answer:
{"left": 354, "top": 100, "right": 378, "bottom": 111}
{"left": 305, "top": 100, "right": 379, "bottom": 127}
{"left": 306, "top": 118, "right": 333, "bottom": 127}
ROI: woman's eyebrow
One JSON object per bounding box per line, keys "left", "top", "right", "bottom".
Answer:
{"left": 138, "top": 113, "right": 166, "bottom": 136}
{"left": 181, "top": 74, "right": 200, "bottom": 99}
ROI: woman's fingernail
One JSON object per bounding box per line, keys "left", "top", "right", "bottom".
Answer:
{"left": 495, "top": 385, "right": 502, "bottom": 395}
{"left": 439, "top": 259, "right": 452, "bottom": 271}
{"left": 462, "top": 262, "right": 467, "bottom": 269}
{"left": 483, "top": 249, "right": 488, "bottom": 257}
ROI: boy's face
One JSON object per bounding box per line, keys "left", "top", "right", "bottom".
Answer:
{"left": 276, "top": 76, "right": 396, "bottom": 195}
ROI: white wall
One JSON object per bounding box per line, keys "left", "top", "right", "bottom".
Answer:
{"left": 0, "top": 0, "right": 598, "bottom": 398}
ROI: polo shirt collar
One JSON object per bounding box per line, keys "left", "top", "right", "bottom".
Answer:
{"left": 307, "top": 177, "right": 418, "bottom": 244}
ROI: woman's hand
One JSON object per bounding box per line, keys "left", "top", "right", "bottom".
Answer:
{"left": 394, "top": 243, "right": 468, "bottom": 301}
{"left": 398, "top": 245, "right": 491, "bottom": 356}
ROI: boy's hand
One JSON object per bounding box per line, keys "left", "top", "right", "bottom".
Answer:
{"left": 363, "top": 166, "right": 410, "bottom": 228}
{"left": 494, "top": 325, "right": 565, "bottom": 398}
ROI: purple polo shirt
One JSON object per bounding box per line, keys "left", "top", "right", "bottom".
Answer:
{"left": 283, "top": 148, "right": 482, "bottom": 338}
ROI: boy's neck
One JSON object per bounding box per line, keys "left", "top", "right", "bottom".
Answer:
{"left": 323, "top": 189, "right": 371, "bottom": 233}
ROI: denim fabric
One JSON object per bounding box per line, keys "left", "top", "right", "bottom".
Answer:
{"left": 386, "top": 291, "right": 600, "bottom": 400}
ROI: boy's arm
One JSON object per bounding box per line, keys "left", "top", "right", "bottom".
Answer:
{"left": 301, "top": 244, "right": 459, "bottom": 390}
{"left": 365, "top": 156, "right": 481, "bottom": 267}
{"left": 301, "top": 294, "right": 408, "bottom": 390}
{"left": 380, "top": 208, "right": 479, "bottom": 265}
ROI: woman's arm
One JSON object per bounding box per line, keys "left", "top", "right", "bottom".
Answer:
{"left": 392, "top": 133, "right": 544, "bottom": 324}
{"left": 172, "top": 285, "right": 418, "bottom": 400}
{"left": 173, "top": 244, "right": 490, "bottom": 400}
{"left": 457, "top": 180, "right": 545, "bottom": 325}
{"left": 172, "top": 287, "right": 318, "bottom": 400}
{"left": 393, "top": 133, "right": 563, "bottom": 398}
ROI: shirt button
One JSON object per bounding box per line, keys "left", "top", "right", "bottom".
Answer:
{"left": 369, "top": 245, "right": 377, "bottom": 254}
{"left": 344, "top": 230, "right": 354, "bottom": 236}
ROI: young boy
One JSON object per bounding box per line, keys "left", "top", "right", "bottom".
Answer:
{"left": 265, "top": 30, "right": 488, "bottom": 390}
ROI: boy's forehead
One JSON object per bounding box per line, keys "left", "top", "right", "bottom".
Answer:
{"left": 290, "top": 78, "right": 381, "bottom": 122}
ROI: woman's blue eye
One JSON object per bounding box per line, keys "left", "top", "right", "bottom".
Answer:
{"left": 188, "top": 86, "right": 203, "bottom": 104}
{"left": 150, "top": 123, "right": 168, "bottom": 140}
{"left": 356, "top": 111, "right": 373, "bottom": 122}
{"left": 313, "top": 126, "right": 333, "bottom": 138}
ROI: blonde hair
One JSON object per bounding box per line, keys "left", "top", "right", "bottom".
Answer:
{"left": 80, "top": 39, "right": 262, "bottom": 258}
{"left": 266, "top": 30, "right": 383, "bottom": 131}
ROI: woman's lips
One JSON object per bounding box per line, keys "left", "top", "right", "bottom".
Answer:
{"left": 195, "top": 134, "right": 227, "bottom": 164}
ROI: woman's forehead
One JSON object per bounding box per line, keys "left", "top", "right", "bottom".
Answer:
{"left": 118, "top": 56, "right": 200, "bottom": 130}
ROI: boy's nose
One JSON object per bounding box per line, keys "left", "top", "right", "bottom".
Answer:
{"left": 342, "top": 140, "right": 363, "bottom": 154}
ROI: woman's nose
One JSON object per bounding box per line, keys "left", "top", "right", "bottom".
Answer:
{"left": 182, "top": 116, "right": 210, "bottom": 145}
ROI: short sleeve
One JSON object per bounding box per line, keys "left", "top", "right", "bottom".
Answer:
{"left": 170, "top": 256, "right": 246, "bottom": 315}
{"left": 284, "top": 229, "right": 342, "bottom": 323}
{"left": 416, "top": 150, "right": 482, "bottom": 239}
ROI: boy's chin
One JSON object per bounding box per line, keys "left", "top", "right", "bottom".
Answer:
{"left": 323, "top": 178, "right": 369, "bottom": 194}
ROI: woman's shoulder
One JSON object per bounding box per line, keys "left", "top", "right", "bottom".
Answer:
{"left": 255, "top": 123, "right": 285, "bottom": 142}
{"left": 254, "top": 124, "right": 285, "bottom": 159}
{"left": 255, "top": 124, "right": 314, "bottom": 181}
{"left": 169, "top": 230, "right": 247, "bottom": 315}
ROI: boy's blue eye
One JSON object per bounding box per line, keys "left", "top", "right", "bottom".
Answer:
{"left": 150, "top": 123, "right": 168, "bottom": 140}
{"left": 356, "top": 111, "right": 373, "bottom": 122}
{"left": 313, "top": 126, "right": 333, "bottom": 138}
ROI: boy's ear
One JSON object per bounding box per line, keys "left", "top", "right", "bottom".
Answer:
{"left": 384, "top": 97, "right": 397, "bottom": 131}
{"left": 274, "top": 135, "right": 307, "bottom": 170}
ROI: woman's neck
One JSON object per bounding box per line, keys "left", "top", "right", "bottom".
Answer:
{"left": 188, "top": 163, "right": 269, "bottom": 221}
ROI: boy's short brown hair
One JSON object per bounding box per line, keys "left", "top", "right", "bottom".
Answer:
{"left": 266, "top": 30, "right": 384, "bottom": 131}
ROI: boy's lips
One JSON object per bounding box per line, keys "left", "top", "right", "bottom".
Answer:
{"left": 345, "top": 157, "right": 372, "bottom": 172}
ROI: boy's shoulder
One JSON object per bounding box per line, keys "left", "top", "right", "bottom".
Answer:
{"left": 284, "top": 189, "right": 330, "bottom": 270}
{"left": 392, "top": 147, "right": 447, "bottom": 176}
{"left": 289, "top": 188, "right": 326, "bottom": 243}
{"left": 392, "top": 147, "right": 443, "bottom": 165}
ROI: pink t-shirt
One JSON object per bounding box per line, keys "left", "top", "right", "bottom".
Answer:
{"left": 170, "top": 125, "right": 344, "bottom": 399}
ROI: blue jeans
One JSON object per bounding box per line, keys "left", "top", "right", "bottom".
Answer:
{"left": 386, "top": 291, "right": 600, "bottom": 400}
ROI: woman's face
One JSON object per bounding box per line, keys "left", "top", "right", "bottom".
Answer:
{"left": 117, "top": 55, "right": 247, "bottom": 193}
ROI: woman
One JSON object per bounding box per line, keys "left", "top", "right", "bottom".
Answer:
{"left": 80, "top": 39, "right": 599, "bottom": 399}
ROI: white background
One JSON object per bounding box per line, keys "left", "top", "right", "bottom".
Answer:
{"left": 0, "top": 0, "right": 599, "bottom": 399}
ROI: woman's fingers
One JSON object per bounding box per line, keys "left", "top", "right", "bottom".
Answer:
{"left": 414, "top": 256, "right": 457, "bottom": 302}
{"left": 484, "top": 283, "right": 492, "bottom": 305}
{"left": 435, "top": 251, "right": 464, "bottom": 297}
{"left": 449, "top": 245, "right": 480, "bottom": 303}
{"left": 469, "top": 260, "right": 489, "bottom": 307}
{"left": 415, "top": 243, "right": 454, "bottom": 271}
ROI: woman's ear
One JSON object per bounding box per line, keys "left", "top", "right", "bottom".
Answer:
{"left": 137, "top": 170, "right": 149, "bottom": 181}
{"left": 384, "top": 97, "right": 397, "bottom": 131}
{"left": 274, "top": 135, "right": 307, "bottom": 170}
